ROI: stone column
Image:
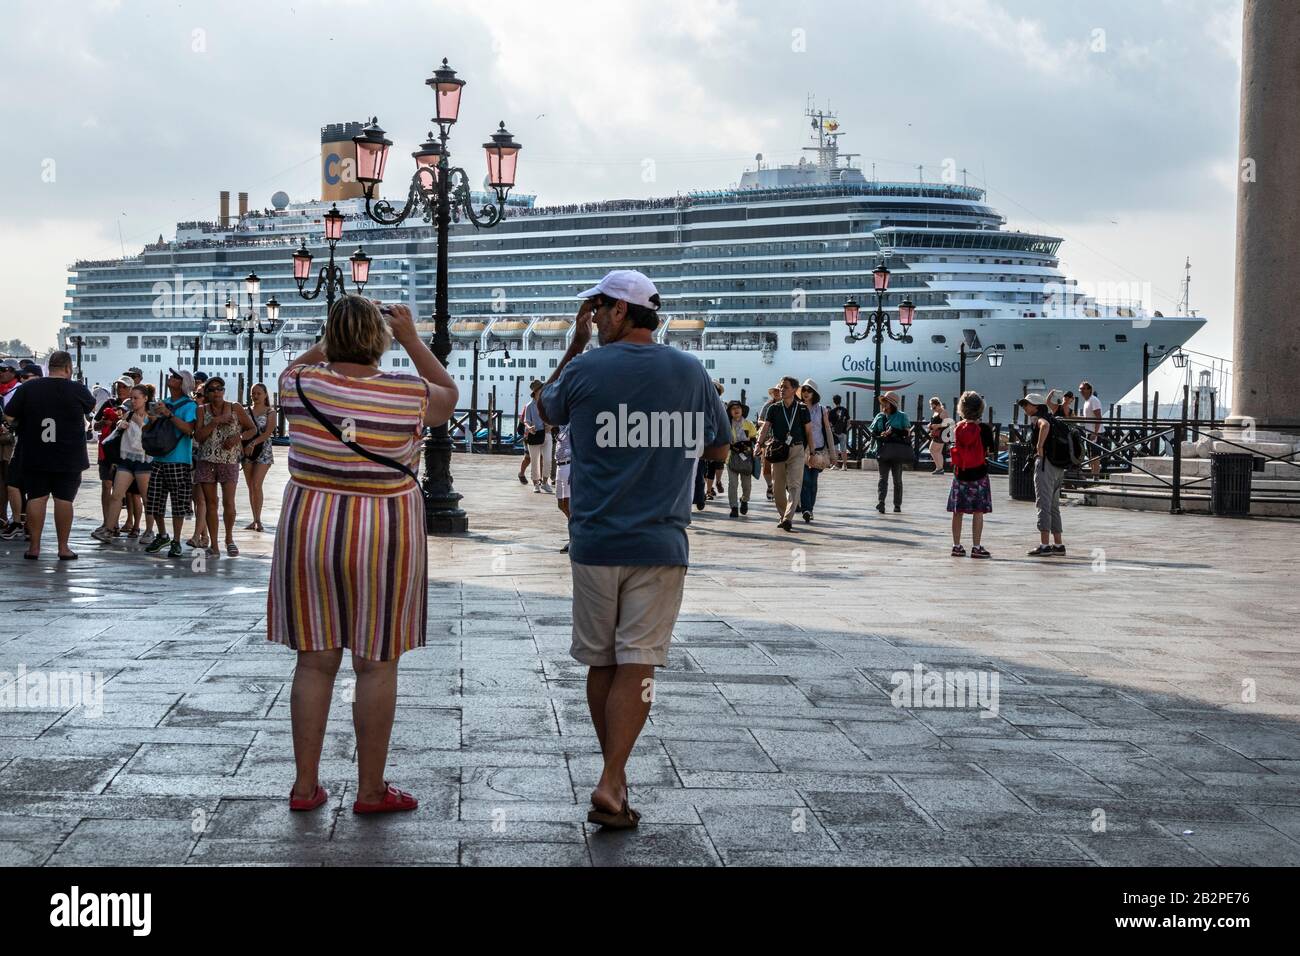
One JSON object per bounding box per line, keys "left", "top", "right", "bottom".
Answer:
{"left": 1232, "top": 0, "right": 1300, "bottom": 429}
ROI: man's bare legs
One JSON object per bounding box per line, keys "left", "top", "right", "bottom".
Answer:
{"left": 24, "top": 496, "right": 76, "bottom": 559}
{"left": 586, "top": 662, "right": 654, "bottom": 813}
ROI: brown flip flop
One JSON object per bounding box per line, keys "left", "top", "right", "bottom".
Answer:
{"left": 587, "top": 794, "right": 641, "bottom": 829}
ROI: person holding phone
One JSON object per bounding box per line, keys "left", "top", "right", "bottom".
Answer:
{"left": 193, "top": 376, "right": 257, "bottom": 557}
{"left": 269, "top": 295, "right": 457, "bottom": 815}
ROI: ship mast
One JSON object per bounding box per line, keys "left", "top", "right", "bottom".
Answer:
{"left": 1177, "top": 257, "right": 1195, "bottom": 316}
{"left": 803, "top": 98, "right": 856, "bottom": 179}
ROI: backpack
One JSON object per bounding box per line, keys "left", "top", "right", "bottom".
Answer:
{"left": 1043, "top": 413, "right": 1084, "bottom": 469}
{"left": 950, "top": 421, "right": 986, "bottom": 471}
{"left": 141, "top": 398, "right": 194, "bottom": 458}
{"left": 829, "top": 405, "right": 849, "bottom": 436}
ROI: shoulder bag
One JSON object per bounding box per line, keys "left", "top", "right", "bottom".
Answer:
{"left": 294, "top": 368, "right": 420, "bottom": 484}
{"left": 243, "top": 405, "right": 268, "bottom": 461}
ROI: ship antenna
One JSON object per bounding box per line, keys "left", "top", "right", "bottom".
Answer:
{"left": 1178, "top": 256, "right": 1193, "bottom": 315}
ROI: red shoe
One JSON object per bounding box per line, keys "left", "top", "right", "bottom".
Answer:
{"left": 289, "top": 784, "right": 329, "bottom": 811}
{"left": 352, "top": 783, "right": 418, "bottom": 815}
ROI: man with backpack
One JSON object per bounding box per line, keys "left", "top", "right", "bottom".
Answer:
{"left": 1018, "top": 393, "right": 1071, "bottom": 556}
{"left": 828, "top": 394, "right": 851, "bottom": 470}
{"left": 143, "top": 369, "right": 198, "bottom": 558}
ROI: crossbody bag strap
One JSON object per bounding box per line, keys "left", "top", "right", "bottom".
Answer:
{"left": 294, "top": 367, "right": 420, "bottom": 485}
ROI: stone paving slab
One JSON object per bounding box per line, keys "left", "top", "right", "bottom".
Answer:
{"left": 2, "top": 455, "right": 1299, "bottom": 866}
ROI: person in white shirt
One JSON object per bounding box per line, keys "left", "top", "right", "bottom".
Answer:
{"left": 1078, "top": 381, "right": 1103, "bottom": 476}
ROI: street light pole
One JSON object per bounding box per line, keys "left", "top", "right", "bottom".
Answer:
{"left": 843, "top": 264, "right": 914, "bottom": 417}
{"left": 225, "top": 272, "right": 278, "bottom": 403}
{"left": 351, "top": 59, "right": 523, "bottom": 535}
{"left": 70, "top": 336, "right": 84, "bottom": 383}
{"left": 291, "top": 204, "right": 371, "bottom": 341}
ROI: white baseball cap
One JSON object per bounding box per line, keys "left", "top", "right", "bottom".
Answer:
{"left": 577, "top": 270, "right": 660, "bottom": 310}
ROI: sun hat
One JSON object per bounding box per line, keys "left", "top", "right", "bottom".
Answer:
{"left": 878, "top": 390, "right": 900, "bottom": 409}
{"left": 167, "top": 368, "right": 195, "bottom": 394}
{"left": 577, "top": 270, "right": 660, "bottom": 309}
{"left": 1019, "top": 392, "right": 1047, "bottom": 408}
{"left": 726, "top": 399, "right": 750, "bottom": 418}
{"left": 799, "top": 379, "right": 821, "bottom": 403}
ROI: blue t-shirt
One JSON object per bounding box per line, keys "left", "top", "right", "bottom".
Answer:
{"left": 541, "top": 342, "right": 729, "bottom": 567}
{"left": 151, "top": 396, "right": 198, "bottom": 464}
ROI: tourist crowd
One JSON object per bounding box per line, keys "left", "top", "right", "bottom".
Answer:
{"left": 1, "top": 274, "right": 1106, "bottom": 829}
{"left": 0, "top": 357, "right": 276, "bottom": 560}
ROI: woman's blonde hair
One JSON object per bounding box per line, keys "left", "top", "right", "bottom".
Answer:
{"left": 958, "top": 390, "right": 984, "bottom": 421}
{"left": 323, "top": 295, "right": 391, "bottom": 366}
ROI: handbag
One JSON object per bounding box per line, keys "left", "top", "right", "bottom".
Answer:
{"left": 141, "top": 398, "right": 194, "bottom": 458}
{"left": 808, "top": 447, "right": 832, "bottom": 471}
{"left": 876, "top": 439, "right": 914, "bottom": 463}
{"left": 525, "top": 429, "right": 545, "bottom": 446}
{"left": 762, "top": 437, "right": 790, "bottom": 464}
{"left": 294, "top": 368, "right": 420, "bottom": 484}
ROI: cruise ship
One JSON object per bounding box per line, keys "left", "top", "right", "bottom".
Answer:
{"left": 61, "top": 109, "right": 1205, "bottom": 423}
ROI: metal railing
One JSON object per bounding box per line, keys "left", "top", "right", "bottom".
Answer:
{"left": 1008, "top": 391, "right": 1300, "bottom": 513}
{"left": 449, "top": 408, "right": 516, "bottom": 454}
{"left": 845, "top": 420, "right": 1003, "bottom": 468}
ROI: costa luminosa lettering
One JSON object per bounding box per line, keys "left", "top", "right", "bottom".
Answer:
{"left": 841, "top": 354, "right": 961, "bottom": 374}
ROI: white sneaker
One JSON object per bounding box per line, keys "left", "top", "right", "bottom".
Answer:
{"left": 140, "top": 531, "right": 156, "bottom": 545}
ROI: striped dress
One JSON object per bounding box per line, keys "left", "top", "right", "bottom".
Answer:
{"left": 268, "top": 363, "right": 430, "bottom": 661}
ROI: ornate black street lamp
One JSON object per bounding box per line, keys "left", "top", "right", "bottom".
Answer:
{"left": 351, "top": 58, "right": 523, "bottom": 534}
{"left": 843, "top": 263, "right": 915, "bottom": 416}
{"left": 225, "top": 272, "right": 279, "bottom": 401}
{"left": 291, "top": 203, "right": 371, "bottom": 340}
{"left": 958, "top": 342, "right": 1004, "bottom": 396}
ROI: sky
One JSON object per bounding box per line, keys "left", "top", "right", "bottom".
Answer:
{"left": 0, "top": 0, "right": 1244, "bottom": 401}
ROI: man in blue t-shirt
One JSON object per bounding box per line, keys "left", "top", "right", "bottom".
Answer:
{"left": 540, "top": 269, "right": 729, "bottom": 829}
{"left": 143, "top": 368, "right": 198, "bottom": 558}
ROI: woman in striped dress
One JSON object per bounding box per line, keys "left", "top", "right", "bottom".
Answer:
{"left": 270, "top": 296, "right": 457, "bottom": 815}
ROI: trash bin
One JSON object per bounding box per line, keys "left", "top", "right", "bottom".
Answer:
{"left": 1009, "top": 443, "right": 1035, "bottom": 501}
{"left": 1210, "top": 452, "right": 1253, "bottom": 517}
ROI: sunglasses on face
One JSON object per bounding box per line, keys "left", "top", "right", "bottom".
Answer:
{"left": 207, "top": 386, "right": 225, "bottom": 393}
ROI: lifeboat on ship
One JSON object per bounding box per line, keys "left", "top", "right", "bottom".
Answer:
{"left": 449, "top": 320, "right": 487, "bottom": 339}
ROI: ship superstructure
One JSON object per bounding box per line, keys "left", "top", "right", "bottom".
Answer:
{"left": 61, "top": 107, "right": 1204, "bottom": 421}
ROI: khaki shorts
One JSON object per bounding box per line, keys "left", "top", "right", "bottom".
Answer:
{"left": 570, "top": 562, "right": 687, "bottom": 667}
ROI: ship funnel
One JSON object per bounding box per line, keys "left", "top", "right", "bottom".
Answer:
{"left": 219, "top": 190, "right": 230, "bottom": 228}
{"left": 238, "top": 192, "right": 248, "bottom": 218}
{"left": 321, "top": 122, "right": 366, "bottom": 202}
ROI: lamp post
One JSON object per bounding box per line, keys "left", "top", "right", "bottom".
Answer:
{"left": 225, "top": 272, "right": 279, "bottom": 402}
{"left": 291, "top": 203, "right": 371, "bottom": 341}
{"left": 843, "top": 263, "right": 914, "bottom": 416}
{"left": 351, "top": 58, "right": 523, "bottom": 534}
{"left": 958, "top": 342, "right": 1004, "bottom": 396}
{"left": 68, "top": 336, "right": 85, "bottom": 383}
